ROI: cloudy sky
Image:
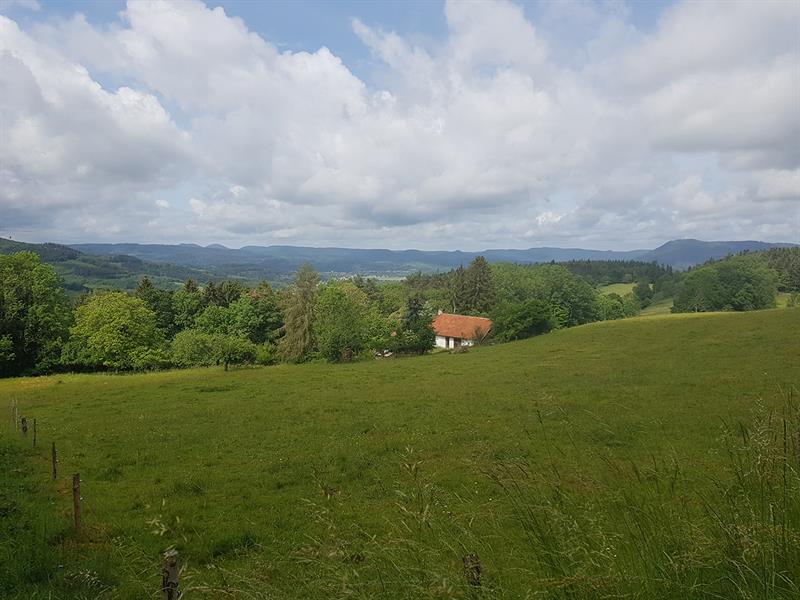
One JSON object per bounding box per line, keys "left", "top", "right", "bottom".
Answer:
{"left": 1, "top": 0, "right": 798, "bottom": 250}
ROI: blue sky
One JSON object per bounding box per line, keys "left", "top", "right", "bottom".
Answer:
{"left": 0, "top": 0, "right": 797, "bottom": 250}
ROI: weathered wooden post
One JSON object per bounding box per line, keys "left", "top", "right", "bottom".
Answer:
{"left": 20, "top": 416, "right": 28, "bottom": 436}
{"left": 33, "top": 419, "right": 37, "bottom": 447}
{"left": 72, "top": 473, "right": 81, "bottom": 533}
{"left": 463, "top": 553, "right": 482, "bottom": 589}
{"left": 162, "top": 549, "right": 180, "bottom": 599}
{"left": 51, "top": 442, "right": 57, "bottom": 480}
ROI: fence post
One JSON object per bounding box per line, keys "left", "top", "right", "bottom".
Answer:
{"left": 33, "top": 419, "right": 36, "bottom": 447}
{"left": 162, "top": 549, "right": 180, "bottom": 599}
{"left": 463, "top": 553, "right": 482, "bottom": 588}
{"left": 51, "top": 442, "right": 57, "bottom": 480}
{"left": 72, "top": 473, "right": 81, "bottom": 533}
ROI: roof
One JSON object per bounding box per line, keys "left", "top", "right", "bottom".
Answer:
{"left": 432, "top": 313, "right": 492, "bottom": 340}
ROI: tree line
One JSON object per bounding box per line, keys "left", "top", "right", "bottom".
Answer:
{"left": 2, "top": 248, "right": 797, "bottom": 377}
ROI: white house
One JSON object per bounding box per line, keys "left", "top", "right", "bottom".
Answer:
{"left": 431, "top": 312, "right": 492, "bottom": 349}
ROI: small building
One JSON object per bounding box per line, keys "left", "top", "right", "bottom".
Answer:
{"left": 432, "top": 312, "right": 492, "bottom": 349}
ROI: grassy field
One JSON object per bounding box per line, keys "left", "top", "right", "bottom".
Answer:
{"left": 2, "top": 309, "right": 799, "bottom": 598}
{"left": 640, "top": 296, "right": 674, "bottom": 316}
{"left": 598, "top": 282, "right": 635, "bottom": 296}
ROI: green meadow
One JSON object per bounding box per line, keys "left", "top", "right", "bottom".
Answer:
{"left": 597, "top": 282, "right": 636, "bottom": 296}
{"left": 2, "top": 309, "right": 799, "bottom": 598}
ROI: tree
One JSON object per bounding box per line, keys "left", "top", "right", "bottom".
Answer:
{"left": 492, "top": 299, "right": 554, "bottom": 341}
{"left": 63, "top": 292, "right": 163, "bottom": 370}
{"left": 315, "top": 282, "right": 370, "bottom": 362}
{"left": 633, "top": 279, "right": 654, "bottom": 307}
{"left": 213, "top": 334, "right": 257, "bottom": 371}
{"left": 596, "top": 293, "right": 625, "bottom": 321}
{"left": 279, "top": 264, "right": 319, "bottom": 362}
{"left": 171, "top": 329, "right": 217, "bottom": 367}
{"left": 0, "top": 252, "right": 71, "bottom": 376}
{"left": 245, "top": 282, "right": 283, "bottom": 343}
{"left": 447, "top": 265, "right": 468, "bottom": 313}
{"left": 673, "top": 255, "right": 778, "bottom": 312}
{"left": 464, "top": 256, "right": 496, "bottom": 313}
{"left": 203, "top": 280, "right": 246, "bottom": 307}
{"left": 135, "top": 277, "right": 177, "bottom": 337}
{"left": 173, "top": 280, "right": 204, "bottom": 330}
{"left": 394, "top": 294, "right": 435, "bottom": 354}
{"left": 171, "top": 329, "right": 257, "bottom": 370}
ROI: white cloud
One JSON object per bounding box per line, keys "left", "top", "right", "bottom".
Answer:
{"left": 0, "top": 0, "right": 798, "bottom": 249}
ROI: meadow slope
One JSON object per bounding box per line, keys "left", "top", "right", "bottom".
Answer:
{"left": 2, "top": 309, "right": 799, "bottom": 598}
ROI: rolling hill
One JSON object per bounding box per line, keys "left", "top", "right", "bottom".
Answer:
{"left": 71, "top": 238, "right": 796, "bottom": 277}
{"left": 2, "top": 308, "right": 798, "bottom": 598}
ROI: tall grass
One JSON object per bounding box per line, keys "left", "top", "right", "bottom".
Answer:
{"left": 268, "top": 391, "right": 800, "bottom": 599}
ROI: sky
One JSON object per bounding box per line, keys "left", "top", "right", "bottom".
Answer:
{"left": 0, "top": 0, "right": 798, "bottom": 251}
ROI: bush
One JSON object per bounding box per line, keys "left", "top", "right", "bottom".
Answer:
{"left": 171, "top": 329, "right": 217, "bottom": 367}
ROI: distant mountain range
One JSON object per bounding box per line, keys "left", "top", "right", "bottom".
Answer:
{"left": 2, "top": 237, "right": 795, "bottom": 291}
{"left": 71, "top": 238, "right": 796, "bottom": 274}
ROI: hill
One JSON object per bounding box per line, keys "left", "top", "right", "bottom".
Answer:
{"left": 0, "top": 238, "right": 214, "bottom": 292}
{"left": 638, "top": 239, "right": 796, "bottom": 270}
{"left": 2, "top": 309, "right": 798, "bottom": 598}
{"left": 70, "top": 238, "right": 796, "bottom": 277}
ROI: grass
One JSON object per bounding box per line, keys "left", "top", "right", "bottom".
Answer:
{"left": 640, "top": 296, "right": 674, "bottom": 316}
{"left": 598, "top": 282, "right": 635, "bottom": 296}
{"left": 1, "top": 308, "right": 799, "bottom": 598}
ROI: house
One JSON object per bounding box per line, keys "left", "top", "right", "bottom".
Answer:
{"left": 431, "top": 311, "right": 492, "bottom": 349}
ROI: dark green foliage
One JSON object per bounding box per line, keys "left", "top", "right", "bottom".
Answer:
{"left": 560, "top": 259, "right": 673, "bottom": 285}
{"left": 393, "top": 294, "right": 435, "bottom": 354}
{"left": 491, "top": 299, "right": 554, "bottom": 341}
{"left": 279, "top": 264, "right": 319, "bottom": 362}
{"left": 0, "top": 253, "right": 71, "bottom": 376}
{"left": 447, "top": 265, "right": 468, "bottom": 313}
{"left": 673, "top": 254, "right": 779, "bottom": 312}
{"left": 0, "top": 237, "right": 208, "bottom": 293}
{"left": 632, "top": 278, "right": 654, "bottom": 307}
{"left": 203, "top": 280, "right": 247, "bottom": 308}
{"left": 463, "top": 256, "right": 496, "bottom": 314}
{"left": 135, "top": 277, "right": 178, "bottom": 337}
{"left": 762, "top": 247, "right": 800, "bottom": 291}
{"left": 493, "top": 263, "right": 600, "bottom": 328}
{"left": 172, "top": 279, "right": 204, "bottom": 330}
{"left": 246, "top": 282, "right": 283, "bottom": 343}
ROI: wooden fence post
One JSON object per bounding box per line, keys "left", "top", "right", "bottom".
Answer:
{"left": 162, "top": 549, "right": 180, "bottom": 599}
{"left": 72, "top": 473, "right": 81, "bottom": 533}
{"left": 20, "top": 416, "right": 27, "bottom": 436}
{"left": 51, "top": 442, "right": 57, "bottom": 480}
{"left": 33, "top": 419, "right": 36, "bottom": 447}
{"left": 463, "top": 553, "right": 482, "bottom": 588}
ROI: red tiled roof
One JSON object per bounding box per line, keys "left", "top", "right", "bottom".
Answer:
{"left": 432, "top": 313, "right": 492, "bottom": 340}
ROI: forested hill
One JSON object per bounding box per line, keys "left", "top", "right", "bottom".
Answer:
{"left": 0, "top": 238, "right": 210, "bottom": 292}
{"left": 71, "top": 239, "right": 796, "bottom": 274}
{"left": 4, "top": 237, "right": 795, "bottom": 292}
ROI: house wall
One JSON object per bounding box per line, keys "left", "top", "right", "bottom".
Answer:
{"left": 435, "top": 335, "right": 476, "bottom": 349}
